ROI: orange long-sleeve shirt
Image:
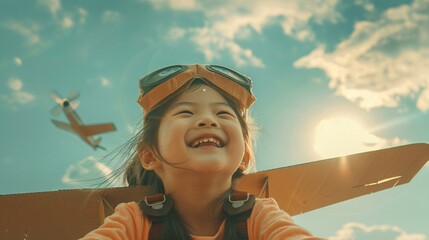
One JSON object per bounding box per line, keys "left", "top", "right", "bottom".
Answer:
{"left": 80, "top": 198, "right": 325, "bottom": 240}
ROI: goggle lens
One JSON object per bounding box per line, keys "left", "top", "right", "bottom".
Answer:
{"left": 206, "top": 65, "right": 251, "bottom": 86}
{"left": 140, "top": 65, "right": 187, "bottom": 88}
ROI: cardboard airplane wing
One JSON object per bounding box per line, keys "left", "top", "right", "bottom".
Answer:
{"left": 80, "top": 123, "right": 116, "bottom": 136}
{"left": 235, "top": 143, "right": 429, "bottom": 215}
{"left": 0, "top": 187, "right": 151, "bottom": 240}
{"left": 1, "top": 144, "right": 428, "bottom": 239}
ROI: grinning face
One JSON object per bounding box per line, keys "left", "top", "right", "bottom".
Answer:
{"left": 155, "top": 83, "right": 246, "bottom": 179}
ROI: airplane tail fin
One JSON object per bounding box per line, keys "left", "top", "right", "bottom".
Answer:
{"left": 96, "top": 145, "right": 107, "bottom": 151}
{"left": 93, "top": 137, "right": 106, "bottom": 151}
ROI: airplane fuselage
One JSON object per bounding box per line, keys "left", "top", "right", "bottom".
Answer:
{"left": 63, "top": 102, "right": 99, "bottom": 148}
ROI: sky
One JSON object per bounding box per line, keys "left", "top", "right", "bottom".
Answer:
{"left": 1, "top": 0, "right": 429, "bottom": 239}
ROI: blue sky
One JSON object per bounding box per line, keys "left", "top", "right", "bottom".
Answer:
{"left": 1, "top": 0, "right": 429, "bottom": 239}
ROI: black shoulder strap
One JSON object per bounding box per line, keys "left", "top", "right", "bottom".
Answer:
{"left": 223, "top": 190, "right": 255, "bottom": 239}
{"left": 139, "top": 191, "right": 255, "bottom": 240}
{"left": 138, "top": 193, "right": 174, "bottom": 240}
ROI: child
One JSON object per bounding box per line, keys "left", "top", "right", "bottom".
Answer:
{"left": 80, "top": 64, "right": 324, "bottom": 240}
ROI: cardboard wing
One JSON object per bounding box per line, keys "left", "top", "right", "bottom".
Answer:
{"left": 0, "top": 186, "right": 153, "bottom": 240}
{"left": 236, "top": 143, "right": 429, "bottom": 215}
{"left": 1, "top": 143, "right": 428, "bottom": 239}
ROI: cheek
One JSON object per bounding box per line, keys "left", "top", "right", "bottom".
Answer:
{"left": 157, "top": 121, "right": 186, "bottom": 153}
{"left": 230, "top": 125, "right": 246, "bottom": 157}
{"left": 157, "top": 122, "right": 170, "bottom": 153}
{"left": 157, "top": 122, "right": 173, "bottom": 152}
{"left": 238, "top": 128, "right": 247, "bottom": 160}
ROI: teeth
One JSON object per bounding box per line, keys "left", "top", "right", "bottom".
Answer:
{"left": 191, "top": 137, "right": 221, "bottom": 148}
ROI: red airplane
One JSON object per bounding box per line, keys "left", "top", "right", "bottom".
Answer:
{"left": 50, "top": 91, "right": 116, "bottom": 150}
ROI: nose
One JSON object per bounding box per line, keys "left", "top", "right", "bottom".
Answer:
{"left": 196, "top": 114, "right": 219, "bottom": 128}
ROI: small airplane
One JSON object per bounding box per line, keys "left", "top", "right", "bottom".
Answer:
{"left": 50, "top": 91, "right": 116, "bottom": 150}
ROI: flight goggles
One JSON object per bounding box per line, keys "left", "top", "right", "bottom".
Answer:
{"left": 137, "top": 64, "right": 256, "bottom": 113}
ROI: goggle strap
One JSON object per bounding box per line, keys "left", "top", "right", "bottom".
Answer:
{"left": 138, "top": 65, "right": 256, "bottom": 113}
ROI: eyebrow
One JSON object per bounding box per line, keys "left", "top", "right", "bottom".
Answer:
{"left": 211, "top": 102, "right": 231, "bottom": 108}
{"left": 172, "top": 101, "right": 231, "bottom": 108}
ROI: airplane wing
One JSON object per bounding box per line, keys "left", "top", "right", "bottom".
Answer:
{"left": 236, "top": 143, "right": 429, "bottom": 216}
{"left": 51, "top": 119, "right": 74, "bottom": 133}
{"left": 80, "top": 123, "right": 116, "bottom": 136}
{"left": 1, "top": 143, "right": 428, "bottom": 238}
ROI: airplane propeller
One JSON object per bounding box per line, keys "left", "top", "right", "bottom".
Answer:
{"left": 50, "top": 91, "right": 80, "bottom": 116}
{"left": 67, "top": 91, "right": 80, "bottom": 102}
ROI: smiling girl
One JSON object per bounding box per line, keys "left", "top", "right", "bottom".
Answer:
{"left": 80, "top": 64, "right": 323, "bottom": 240}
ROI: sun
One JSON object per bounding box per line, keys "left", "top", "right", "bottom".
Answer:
{"left": 313, "top": 117, "right": 383, "bottom": 159}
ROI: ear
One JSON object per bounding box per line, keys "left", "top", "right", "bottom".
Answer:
{"left": 138, "top": 148, "right": 162, "bottom": 170}
{"left": 239, "top": 149, "right": 251, "bottom": 172}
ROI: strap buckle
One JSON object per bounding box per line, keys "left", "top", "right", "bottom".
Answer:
{"left": 229, "top": 192, "right": 250, "bottom": 208}
{"left": 139, "top": 194, "right": 174, "bottom": 218}
{"left": 223, "top": 191, "right": 255, "bottom": 216}
{"left": 144, "top": 194, "right": 166, "bottom": 210}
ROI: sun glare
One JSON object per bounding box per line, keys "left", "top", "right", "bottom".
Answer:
{"left": 313, "top": 117, "right": 383, "bottom": 159}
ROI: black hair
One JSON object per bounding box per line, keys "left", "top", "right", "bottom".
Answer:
{"left": 120, "top": 81, "right": 255, "bottom": 239}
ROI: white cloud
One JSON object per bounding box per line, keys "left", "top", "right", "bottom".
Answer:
{"left": 330, "top": 222, "right": 426, "bottom": 240}
{"left": 38, "top": 1, "right": 87, "bottom": 30}
{"left": 3, "top": 22, "right": 41, "bottom": 45}
{"left": 417, "top": 86, "right": 429, "bottom": 111}
{"left": 295, "top": 0, "right": 429, "bottom": 111}
{"left": 102, "top": 10, "right": 121, "bottom": 23}
{"left": 149, "top": 0, "right": 340, "bottom": 67}
{"left": 61, "top": 16, "right": 74, "bottom": 29}
{"left": 38, "top": 0, "right": 61, "bottom": 17}
{"left": 188, "top": 27, "right": 265, "bottom": 67}
{"left": 0, "top": 78, "right": 35, "bottom": 107}
{"left": 356, "top": 0, "right": 375, "bottom": 12}
{"left": 148, "top": 0, "right": 199, "bottom": 10}
{"left": 167, "top": 27, "right": 186, "bottom": 40}
{"left": 8, "top": 78, "right": 23, "bottom": 91}
{"left": 12, "top": 91, "right": 35, "bottom": 105}
{"left": 126, "top": 124, "right": 135, "bottom": 134}
{"left": 62, "top": 156, "right": 122, "bottom": 188}
{"left": 100, "top": 77, "right": 111, "bottom": 87}
{"left": 14, "top": 57, "right": 22, "bottom": 65}
{"left": 78, "top": 8, "right": 88, "bottom": 24}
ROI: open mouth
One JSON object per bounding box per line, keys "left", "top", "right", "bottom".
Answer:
{"left": 190, "top": 137, "right": 223, "bottom": 148}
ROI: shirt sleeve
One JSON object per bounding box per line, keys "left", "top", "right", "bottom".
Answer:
{"left": 79, "top": 202, "right": 148, "bottom": 240}
{"left": 248, "top": 198, "right": 327, "bottom": 240}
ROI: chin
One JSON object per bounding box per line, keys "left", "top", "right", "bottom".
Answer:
{"left": 194, "top": 163, "right": 236, "bottom": 174}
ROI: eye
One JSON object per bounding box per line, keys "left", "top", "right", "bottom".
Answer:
{"left": 217, "top": 111, "right": 235, "bottom": 117}
{"left": 175, "top": 110, "right": 193, "bottom": 116}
